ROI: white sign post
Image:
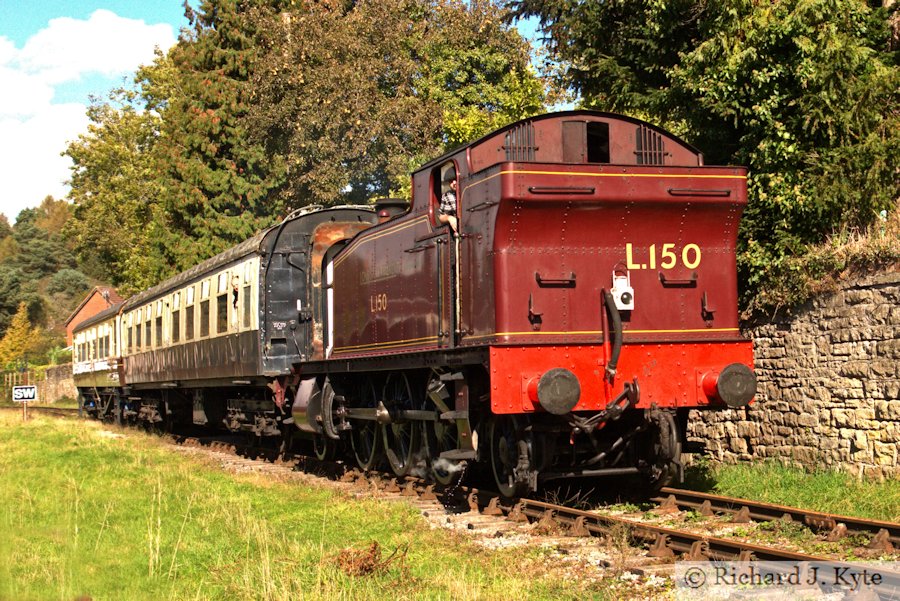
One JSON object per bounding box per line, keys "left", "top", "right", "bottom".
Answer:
{"left": 13, "top": 385, "right": 37, "bottom": 421}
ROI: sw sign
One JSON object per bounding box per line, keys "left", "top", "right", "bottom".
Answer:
{"left": 12, "top": 386, "right": 37, "bottom": 402}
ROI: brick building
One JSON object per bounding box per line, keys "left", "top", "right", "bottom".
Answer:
{"left": 64, "top": 287, "right": 123, "bottom": 347}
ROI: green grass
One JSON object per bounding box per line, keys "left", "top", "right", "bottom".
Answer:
{"left": 683, "top": 459, "right": 900, "bottom": 522}
{"left": 0, "top": 395, "right": 79, "bottom": 410}
{"left": 0, "top": 413, "right": 620, "bottom": 601}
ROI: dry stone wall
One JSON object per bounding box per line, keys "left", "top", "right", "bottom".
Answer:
{"left": 688, "top": 270, "right": 900, "bottom": 479}
{"left": 39, "top": 364, "right": 77, "bottom": 403}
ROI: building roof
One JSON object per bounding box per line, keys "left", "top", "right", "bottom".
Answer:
{"left": 64, "top": 287, "right": 123, "bottom": 327}
{"left": 71, "top": 301, "right": 125, "bottom": 332}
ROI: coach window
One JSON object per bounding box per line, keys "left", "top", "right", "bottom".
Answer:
{"left": 230, "top": 275, "right": 240, "bottom": 329}
{"left": 242, "top": 284, "right": 251, "bottom": 328}
{"left": 185, "top": 286, "right": 195, "bottom": 340}
{"left": 200, "top": 280, "right": 211, "bottom": 338}
{"left": 243, "top": 262, "right": 252, "bottom": 329}
{"left": 135, "top": 310, "right": 142, "bottom": 349}
{"left": 145, "top": 306, "right": 152, "bottom": 349}
{"left": 127, "top": 317, "right": 133, "bottom": 353}
{"left": 155, "top": 301, "right": 163, "bottom": 347}
{"left": 217, "top": 272, "right": 229, "bottom": 334}
{"left": 172, "top": 292, "right": 181, "bottom": 343}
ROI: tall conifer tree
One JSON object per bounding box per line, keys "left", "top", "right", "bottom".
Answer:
{"left": 154, "top": 0, "right": 289, "bottom": 271}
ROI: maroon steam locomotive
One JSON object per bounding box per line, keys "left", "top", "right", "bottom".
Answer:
{"left": 74, "top": 111, "right": 756, "bottom": 496}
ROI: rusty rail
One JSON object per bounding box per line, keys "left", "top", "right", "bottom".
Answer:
{"left": 655, "top": 487, "right": 900, "bottom": 549}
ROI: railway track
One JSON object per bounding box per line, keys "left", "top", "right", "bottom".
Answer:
{"left": 654, "top": 487, "right": 899, "bottom": 550}
{"left": 173, "top": 432, "right": 900, "bottom": 564}
{"left": 31, "top": 406, "right": 80, "bottom": 417}
{"left": 1, "top": 405, "right": 80, "bottom": 418}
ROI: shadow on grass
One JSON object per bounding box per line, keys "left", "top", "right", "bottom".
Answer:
{"left": 681, "top": 458, "right": 718, "bottom": 492}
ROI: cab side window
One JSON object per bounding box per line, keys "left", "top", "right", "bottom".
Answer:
{"left": 432, "top": 161, "right": 459, "bottom": 233}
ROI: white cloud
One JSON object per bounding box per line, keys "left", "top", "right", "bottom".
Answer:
{"left": 0, "top": 10, "right": 176, "bottom": 222}
{"left": 17, "top": 10, "right": 175, "bottom": 85}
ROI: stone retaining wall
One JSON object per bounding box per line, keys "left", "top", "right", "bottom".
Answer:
{"left": 688, "top": 270, "right": 900, "bottom": 479}
{"left": 39, "top": 363, "right": 77, "bottom": 403}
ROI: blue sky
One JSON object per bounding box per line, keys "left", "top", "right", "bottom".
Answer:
{"left": 0, "top": 1, "right": 187, "bottom": 104}
{"left": 0, "top": 2, "right": 177, "bottom": 222}
{"left": 0, "top": 2, "right": 541, "bottom": 223}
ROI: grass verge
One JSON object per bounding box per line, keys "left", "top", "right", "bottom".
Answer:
{"left": 0, "top": 413, "right": 615, "bottom": 600}
{"left": 684, "top": 459, "right": 900, "bottom": 522}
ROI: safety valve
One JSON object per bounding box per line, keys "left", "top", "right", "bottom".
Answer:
{"left": 611, "top": 270, "right": 634, "bottom": 311}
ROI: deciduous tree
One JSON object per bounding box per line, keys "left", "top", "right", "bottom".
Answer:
{"left": 248, "top": 0, "right": 546, "bottom": 206}
{"left": 65, "top": 87, "right": 168, "bottom": 292}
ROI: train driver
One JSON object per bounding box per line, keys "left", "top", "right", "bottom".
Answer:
{"left": 438, "top": 167, "right": 458, "bottom": 233}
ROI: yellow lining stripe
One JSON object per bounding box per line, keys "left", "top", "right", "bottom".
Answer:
{"left": 623, "top": 328, "right": 739, "bottom": 334}
{"left": 333, "top": 216, "right": 430, "bottom": 268}
{"left": 464, "top": 327, "right": 739, "bottom": 341}
{"left": 504, "top": 170, "right": 746, "bottom": 179}
{"left": 468, "top": 330, "right": 604, "bottom": 339}
{"left": 332, "top": 335, "right": 440, "bottom": 353}
{"left": 463, "top": 169, "right": 745, "bottom": 196}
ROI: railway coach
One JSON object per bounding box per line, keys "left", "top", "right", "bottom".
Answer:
{"left": 73, "top": 205, "right": 377, "bottom": 432}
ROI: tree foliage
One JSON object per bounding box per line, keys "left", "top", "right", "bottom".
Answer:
{"left": 511, "top": 0, "right": 900, "bottom": 306}
{"left": 65, "top": 87, "right": 167, "bottom": 292}
{"left": 0, "top": 302, "right": 40, "bottom": 368}
{"left": 47, "top": 269, "right": 90, "bottom": 297}
{"left": 0, "top": 265, "right": 24, "bottom": 335}
{"left": 63, "top": 0, "right": 546, "bottom": 290}
{"left": 0, "top": 198, "right": 77, "bottom": 338}
{"left": 247, "top": 0, "right": 545, "bottom": 205}
{"left": 10, "top": 206, "right": 71, "bottom": 278}
{"left": 0, "top": 215, "right": 12, "bottom": 241}
{"left": 149, "top": 0, "right": 289, "bottom": 273}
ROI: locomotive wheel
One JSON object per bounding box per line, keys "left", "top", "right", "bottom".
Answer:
{"left": 489, "top": 416, "right": 532, "bottom": 498}
{"left": 642, "top": 409, "right": 681, "bottom": 491}
{"left": 382, "top": 372, "right": 420, "bottom": 477}
{"left": 351, "top": 379, "right": 382, "bottom": 471}
{"left": 422, "top": 374, "right": 463, "bottom": 486}
{"left": 427, "top": 416, "right": 462, "bottom": 485}
{"left": 312, "top": 434, "right": 337, "bottom": 461}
